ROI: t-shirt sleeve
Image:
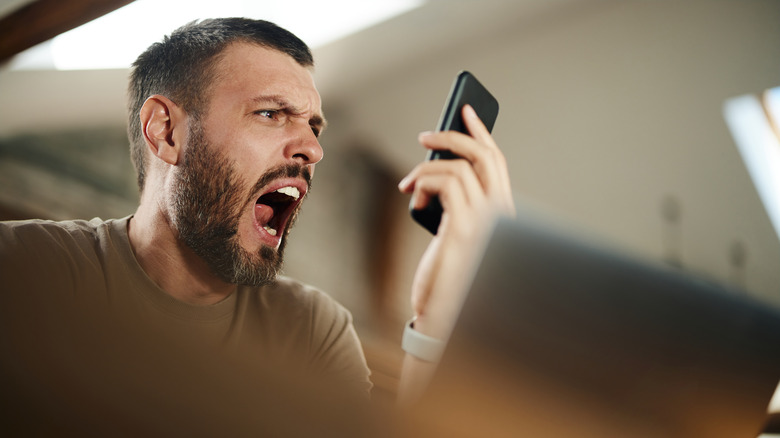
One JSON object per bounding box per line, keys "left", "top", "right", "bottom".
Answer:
{"left": 307, "top": 289, "right": 373, "bottom": 396}
{"left": 237, "top": 278, "right": 374, "bottom": 399}
{"left": 0, "top": 219, "right": 104, "bottom": 299}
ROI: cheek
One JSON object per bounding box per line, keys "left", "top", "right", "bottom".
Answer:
{"left": 234, "top": 144, "right": 278, "bottom": 176}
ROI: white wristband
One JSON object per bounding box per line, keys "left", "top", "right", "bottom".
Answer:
{"left": 402, "top": 317, "right": 445, "bottom": 363}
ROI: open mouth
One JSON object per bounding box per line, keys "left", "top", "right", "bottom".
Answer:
{"left": 254, "top": 185, "right": 302, "bottom": 239}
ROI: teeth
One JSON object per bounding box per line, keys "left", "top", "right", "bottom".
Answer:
{"left": 263, "top": 225, "right": 278, "bottom": 236}
{"left": 276, "top": 186, "right": 300, "bottom": 200}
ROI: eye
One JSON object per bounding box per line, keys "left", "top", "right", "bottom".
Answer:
{"left": 255, "top": 110, "right": 278, "bottom": 119}
{"left": 311, "top": 125, "right": 321, "bottom": 138}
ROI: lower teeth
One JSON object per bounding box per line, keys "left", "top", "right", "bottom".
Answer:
{"left": 263, "top": 226, "right": 278, "bottom": 236}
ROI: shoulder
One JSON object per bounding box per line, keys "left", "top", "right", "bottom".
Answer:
{"left": 0, "top": 217, "right": 127, "bottom": 288}
{"left": 1, "top": 218, "right": 97, "bottom": 258}
{"left": 234, "top": 276, "right": 356, "bottom": 356}
{"left": 268, "top": 276, "right": 345, "bottom": 306}
{"left": 252, "top": 277, "right": 371, "bottom": 391}
{"left": 0, "top": 216, "right": 129, "bottom": 246}
{"left": 0, "top": 217, "right": 114, "bottom": 248}
{"left": 257, "top": 276, "right": 353, "bottom": 324}
{"left": 235, "top": 278, "right": 372, "bottom": 394}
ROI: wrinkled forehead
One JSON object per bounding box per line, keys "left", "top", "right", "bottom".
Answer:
{"left": 208, "top": 42, "right": 322, "bottom": 112}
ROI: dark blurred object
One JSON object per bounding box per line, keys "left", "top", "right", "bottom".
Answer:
{"left": 765, "top": 412, "right": 780, "bottom": 434}
{"left": 414, "top": 215, "right": 780, "bottom": 438}
{"left": 0, "top": 0, "right": 135, "bottom": 64}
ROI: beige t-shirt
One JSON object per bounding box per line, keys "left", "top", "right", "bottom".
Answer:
{"left": 0, "top": 217, "right": 372, "bottom": 433}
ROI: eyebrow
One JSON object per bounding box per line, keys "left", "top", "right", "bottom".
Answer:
{"left": 250, "top": 94, "right": 328, "bottom": 133}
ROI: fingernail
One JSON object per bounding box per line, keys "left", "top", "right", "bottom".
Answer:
{"left": 418, "top": 131, "right": 434, "bottom": 142}
{"left": 463, "top": 104, "right": 477, "bottom": 118}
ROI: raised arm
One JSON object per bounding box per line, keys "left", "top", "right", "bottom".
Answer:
{"left": 397, "top": 104, "right": 515, "bottom": 402}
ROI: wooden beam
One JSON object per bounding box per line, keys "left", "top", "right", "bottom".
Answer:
{"left": 0, "top": 0, "right": 135, "bottom": 64}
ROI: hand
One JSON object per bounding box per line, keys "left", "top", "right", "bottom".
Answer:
{"left": 398, "top": 104, "right": 515, "bottom": 339}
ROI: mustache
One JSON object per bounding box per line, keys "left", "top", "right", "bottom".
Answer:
{"left": 245, "top": 164, "right": 312, "bottom": 204}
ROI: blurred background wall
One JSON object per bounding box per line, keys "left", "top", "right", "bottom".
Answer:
{"left": 298, "top": 0, "right": 780, "bottom": 334}
{"left": 1, "top": 0, "right": 779, "bottom": 378}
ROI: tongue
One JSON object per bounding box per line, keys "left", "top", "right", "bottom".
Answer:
{"left": 255, "top": 203, "right": 274, "bottom": 226}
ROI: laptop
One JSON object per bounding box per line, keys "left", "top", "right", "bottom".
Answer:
{"left": 418, "top": 215, "right": 780, "bottom": 438}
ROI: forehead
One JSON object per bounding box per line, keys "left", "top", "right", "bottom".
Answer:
{"left": 207, "top": 42, "right": 322, "bottom": 111}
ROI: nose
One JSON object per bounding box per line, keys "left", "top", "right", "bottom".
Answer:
{"left": 284, "top": 121, "right": 324, "bottom": 165}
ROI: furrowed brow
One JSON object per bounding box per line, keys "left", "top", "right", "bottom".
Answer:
{"left": 250, "top": 95, "right": 291, "bottom": 110}
{"left": 251, "top": 94, "right": 327, "bottom": 132}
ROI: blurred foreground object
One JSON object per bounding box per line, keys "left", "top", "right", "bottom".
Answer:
{"left": 409, "top": 215, "right": 780, "bottom": 438}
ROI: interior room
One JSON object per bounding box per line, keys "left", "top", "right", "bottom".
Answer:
{"left": 1, "top": 0, "right": 779, "bottom": 435}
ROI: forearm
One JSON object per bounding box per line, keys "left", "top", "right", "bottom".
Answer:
{"left": 397, "top": 283, "right": 469, "bottom": 404}
{"left": 399, "top": 352, "right": 438, "bottom": 404}
{"left": 396, "top": 103, "right": 515, "bottom": 404}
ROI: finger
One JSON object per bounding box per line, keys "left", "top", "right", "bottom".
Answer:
{"left": 410, "top": 174, "right": 470, "bottom": 215}
{"left": 462, "top": 104, "right": 497, "bottom": 149}
{"left": 413, "top": 171, "right": 494, "bottom": 241}
{"left": 464, "top": 107, "right": 513, "bottom": 212}
{"left": 462, "top": 104, "right": 512, "bottom": 199}
{"left": 418, "top": 130, "right": 507, "bottom": 199}
{"left": 404, "top": 159, "right": 485, "bottom": 211}
{"left": 454, "top": 106, "right": 515, "bottom": 213}
{"left": 463, "top": 105, "right": 514, "bottom": 208}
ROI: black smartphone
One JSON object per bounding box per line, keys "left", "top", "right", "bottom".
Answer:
{"left": 410, "top": 71, "right": 500, "bottom": 235}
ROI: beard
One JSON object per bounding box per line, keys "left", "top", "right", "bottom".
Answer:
{"left": 170, "top": 120, "right": 310, "bottom": 286}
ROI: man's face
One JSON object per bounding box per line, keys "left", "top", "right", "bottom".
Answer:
{"left": 170, "top": 43, "right": 325, "bottom": 285}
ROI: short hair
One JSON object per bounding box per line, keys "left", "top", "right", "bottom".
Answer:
{"left": 127, "top": 18, "right": 314, "bottom": 192}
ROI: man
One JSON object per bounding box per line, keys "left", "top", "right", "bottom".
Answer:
{"left": 0, "top": 17, "right": 514, "bottom": 432}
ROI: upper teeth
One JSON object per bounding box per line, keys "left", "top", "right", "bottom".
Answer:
{"left": 276, "top": 186, "right": 300, "bottom": 200}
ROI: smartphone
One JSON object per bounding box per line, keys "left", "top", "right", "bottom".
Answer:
{"left": 410, "top": 71, "right": 500, "bottom": 234}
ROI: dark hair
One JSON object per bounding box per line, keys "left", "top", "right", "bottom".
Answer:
{"left": 127, "top": 18, "right": 314, "bottom": 192}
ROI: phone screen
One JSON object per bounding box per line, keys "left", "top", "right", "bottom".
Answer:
{"left": 410, "top": 71, "right": 499, "bottom": 234}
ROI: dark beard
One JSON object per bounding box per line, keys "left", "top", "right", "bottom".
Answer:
{"left": 171, "top": 121, "right": 310, "bottom": 286}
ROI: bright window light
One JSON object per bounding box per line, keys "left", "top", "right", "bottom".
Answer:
{"left": 10, "top": 0, "right": 423, "bottom": 70}
{"left": 724, "top": 86, "right": 780, "bottom": 242}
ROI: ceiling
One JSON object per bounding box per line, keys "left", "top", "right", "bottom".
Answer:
{"left": 0, "top": 0, "right": 584, "bottom": 136}
{"left": 0, "top": 0, "right": 134, "bottom": 64}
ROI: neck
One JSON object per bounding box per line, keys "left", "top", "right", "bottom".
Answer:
{"left": 128, "top": 200, "right": 236, "bottom": 306}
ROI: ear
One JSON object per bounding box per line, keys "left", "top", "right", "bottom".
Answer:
{"left": 139, "top": 95, "right": 187, "bottom": 166}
